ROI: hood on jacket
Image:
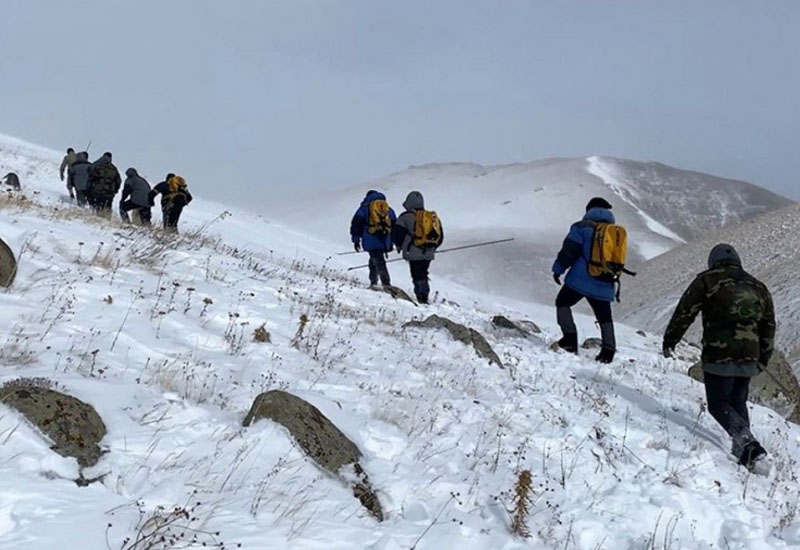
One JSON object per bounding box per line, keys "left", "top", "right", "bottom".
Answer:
{"left": 583, "top": 206, "right": 615, "bottom": 224}
{"left": 360, "top": 190, "right": 386, "bottom": 207}
{"left": 126, "top": 168, "right": 139, "bottom": 178}
{"left": 76, "top": 152, "right": 89, "bottom": 162}
{"left": 94, "top": 155, "right": 111, "bottom": 166}
{"left": 708, "top": 243, "right": 741, "bottom": 269}
{"left": 403, "top": 191, "right": 424, "bottom": 211}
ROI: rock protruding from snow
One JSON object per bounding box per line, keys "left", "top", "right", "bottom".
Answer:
{"left": 0, "top": 379, "right": 106, "bottom": 467}
{"left": 405, "top": 315, "right": 503, "bottom": 367}
{"left": 370, "top": 284, "right": 417, "bottom": 305}
{"left": 581, "top": 338, "right": 604, "bottom": 350}
{"left": 688, "top": 352, "right": 800, "bottom": 424}
{"left": 242, "top": 390, "right": 383, "bottom": 521}
{"left": 491, "top": 315, "right": 541, "bottom": 337}
{"left": 0, "top": 234, "right": 17, "bottom": 287}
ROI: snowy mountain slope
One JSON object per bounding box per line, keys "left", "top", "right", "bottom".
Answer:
{"left": 268, "top": 157, "right": 790, "bottom": 304}
{"left": 1, "top": 134, "right": 800, "bottom": 549}
{"left": 619, "top": 203, "right": 800, "bottom": 373}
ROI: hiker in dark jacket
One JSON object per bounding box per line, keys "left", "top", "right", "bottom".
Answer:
{"left": 87, "top": 152, "right": 122, "bottom": 214}
{"left": 350, "top": 190, "right": 396, "bottom": 287}
{"left": 391, "top": 191, "right": 443, "bottom": 304}
{"left": 552, "top": 197, "right": 617, "bottom": 363}
{"left": 149, "top": 174, "right": 193, "bottom": 232}
{"left": 60, "top": 148, "right": 77, "bottom": 181}
{"left": 663, "top": 243, "right": 776, "bottom": 469}
{"left": 2, "top": 172, "right": 20, "bottom": 190}
{"left": 119, "top": 168, "right": 152, "bottom": 225}
{"left": 67, "top": 151, "right": 91, "bottom": 206}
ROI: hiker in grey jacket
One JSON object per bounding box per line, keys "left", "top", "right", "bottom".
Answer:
{"left": 119, "top": 168, "right": 152, "bottom": 225}
{"left": 67, "top": 152, "right": 91, "bottom": 206}
{"left": 392, "top": 191, "right": 444, "bottom": 303}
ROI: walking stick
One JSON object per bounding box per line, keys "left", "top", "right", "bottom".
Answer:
{"left": 346, "top": 238, "right": 515, "bottom": 271}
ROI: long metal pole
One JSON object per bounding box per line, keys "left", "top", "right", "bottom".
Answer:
{"left": 346, "top": 238, "right": 515, "bottom": 271}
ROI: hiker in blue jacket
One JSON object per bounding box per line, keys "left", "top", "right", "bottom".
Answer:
{"left": 552, "top": 197, "right": 617, "bottom": 363}
{"left": 350, "top": 190, "right": 396, "bottom": 287}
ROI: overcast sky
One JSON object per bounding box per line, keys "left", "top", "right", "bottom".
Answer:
{"left": 1, "top": 1, "right": 798, "bottom": 205}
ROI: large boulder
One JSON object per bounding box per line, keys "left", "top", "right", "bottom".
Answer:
{"left": 688, "top": 351, "right": 800, "bottom": 424}
{"left": 0, "top": 379, "right": 106, "bottom": 467}
{"left": 404, "top": 315, "right": 504, "bottom": 368}
{"left": 243, "top": 390, "right": 383, "bottom": 521}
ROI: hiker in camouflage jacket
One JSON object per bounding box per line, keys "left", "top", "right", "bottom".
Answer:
{"left": 662, "top": 243, "right": 776, "bottom": 469}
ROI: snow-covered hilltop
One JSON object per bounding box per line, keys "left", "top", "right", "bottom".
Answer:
{"left": 2, "top": 134, "right": 800, "bottom": 549}
{"left": 270, "top": 157, "right": 791, "bottom": 303}
{"left": 619, "top": 202, "right": 800, "bottom": 373}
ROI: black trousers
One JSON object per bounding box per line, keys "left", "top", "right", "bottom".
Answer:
{"left": 555, "top": 285, "right": 615, "bottom": 350}
{"left": 92, "top": 194, "right": 114, "bottom": 214}
{"left": 555, "top": 285, "right": 613, "bottom": 323}
{"left": 367, "top": 250, "right": 391, "bottom": 285}
{"left": 163, "top": 203, "right": 184, "bottom": 231}
{"left": 409, "top": 260, "right": 431, "bottom": 303}
{"left": 704, "top": 373, "right": 751, "bottom": 440}
{"left": 75, "top": 189, "right": 89, "bottom": 206}
{"left": 120, "top": 200, "right": 152, "bottom": 226}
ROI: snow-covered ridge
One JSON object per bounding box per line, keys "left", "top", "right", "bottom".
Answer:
{"left": 269, "top": 155, "right": 791, "bottom": 304}
{"left": 2, "top": 134, "right": 800, "bottom": 549}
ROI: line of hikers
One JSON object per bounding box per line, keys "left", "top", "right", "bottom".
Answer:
{"left": 351, "top": 191, "right": 774, "bottom": 469}
{"left": 60, "top": 147, "right": 193, "bottom": 232}
{"left": 551, "top": 197, "right": 775, "bottom": 470}
{"left": 349, "top": 190, "right": 444, "bottom": 304}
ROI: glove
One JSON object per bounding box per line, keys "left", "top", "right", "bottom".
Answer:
{"left": 353, "top": 242, "right": 361, "bottom": 252}
{"left": 384, "top": 251, "right": 389, "bottom": 259}
{"left": 662, "top": 343, "right": 673, "bottom": 359}
{"left": 69, "top": 190, "right": 75, "bottom": 200}
{"left": 553, "top": 273, "right": 561, "bottom": 286}
{"left": 396, "top": 245, "right": 402, "bottom": 254}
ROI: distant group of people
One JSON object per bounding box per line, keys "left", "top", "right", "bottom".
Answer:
{"left": 60, "top": 147, "right": 193, "bottom": 232}
{"left": 551, "top": 197, "right": 775, "bottom": 470}
{"left": 349, "top": 190, "right": 443, "bottom": 304}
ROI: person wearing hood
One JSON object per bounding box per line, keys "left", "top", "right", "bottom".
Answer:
{"left": 119, "top": 168, "right": 152, "bottom": 225}
{"left": 391, "top": 191, "right": 444, "bottom": 304}
{"left": 149, "top": 174, "right": 193, "bottom": 232}
{"left": 87, "top": 152, "right": 122, "bottom": 214}
{"left": 662, "top": 244, "right": 775, "bottom": 470}
{"left": 67, "top": 151, "right": 91, "bottom": 206}
{"left": 2, "top": 172, "right": 20, "bottom": 190}
{"left": 59, "top": 148, "right": 77, "bottom": 182}
{"left": 552, "top": 197, "right": 617, "bottom": 363}
{"left": 350, "top": 190, "right": 396, "bottom": 287}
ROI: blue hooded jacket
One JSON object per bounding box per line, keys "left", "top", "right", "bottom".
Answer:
{"left": 350, "top": 191, "right": 397, "bottom": 252}
{"left": 552, "top": 207, "right": 617, "bottom": 302}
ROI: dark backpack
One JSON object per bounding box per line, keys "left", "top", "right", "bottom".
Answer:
{"left": 90, "top": 162, "right": 119, "bottom": 196}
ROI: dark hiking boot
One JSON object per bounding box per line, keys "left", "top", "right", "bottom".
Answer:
{"left": 557, "top": 334, "right": 578, "bottom": 354}
{"left": 595, "top": 347, "right": 616, "bottom": 364}
{"left": 738, "top": 441, "right": 767, "bottom": 469}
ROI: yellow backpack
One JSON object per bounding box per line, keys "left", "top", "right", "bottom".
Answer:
{"left": 413, "top": 210, "right": 443, "bottom": 248}
{"left": 588, "top": 222, "right": 629, "bottom": 278}
{"left": 166, "top": 176, "right": 189, "bottom": 202}
{"left": 367, "top": 199, "right": 392, "bottom": 235}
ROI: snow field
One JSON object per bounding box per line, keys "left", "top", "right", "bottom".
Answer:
{"left": 0, "top": 137, "right": 799, "bottom": 549}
